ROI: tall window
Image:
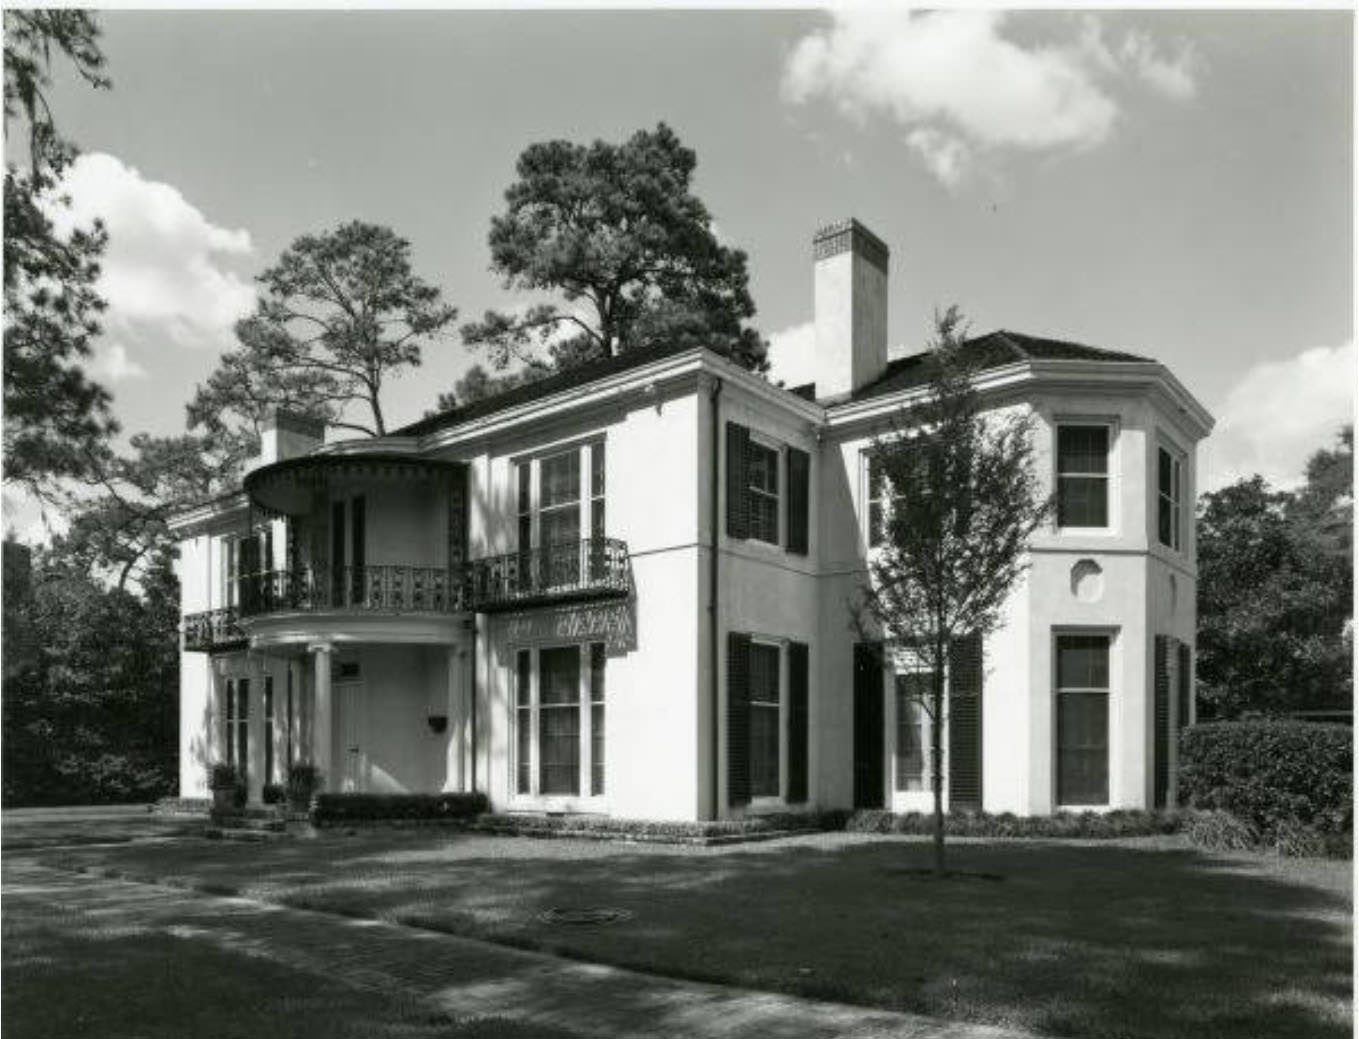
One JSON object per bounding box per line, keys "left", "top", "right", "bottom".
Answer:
{"left": 513, "top": 643, "right": 606, "bottom": 800}
{"left": 590, "top": 444, "right": 606, "bottom": 538}
{"left": 590, "top": 642, "right": 606, "bottom": 796}
{"left": 225, "top": 678, "right": 249, "bottom": 783}
{"left": 263, "top": 676, "right": 274, "bottom": 786}
{"left": 894, "top": 669, "right": 931, "bottom": 791}
{"left": 1057, "top": 425, "right": 1110, "bottom": 528}
{"left": 747, "top": 440, "right": 780, "bottom": 545}
{"left": 1158, "top": 447, "right": 1183, "bottom": 551}
{"left": 515, "top": 650, "right": 532, "bottom": 795}
{"left": 749, "top": 642, "right": 781, "bottom": 797}
{"left": 1055, "top": 634, "right": 1110, "bottom": 805}
{"left": 516, "top": 443, "right": 605, "bottom": 588}
{"left": 867, "top": 454, "right": 887, "bottom": 548}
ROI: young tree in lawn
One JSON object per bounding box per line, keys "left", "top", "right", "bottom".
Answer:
{"left": 3, "top": 11, "right": 117, "bottom": 493}
{"left": 189, "top": 221, "right": 458, "bottom": 440}
{"left": 856, "top": 307, "right": 1051, "bottom": 875}
{"left": 461, "top": 123, "right": 766, "bottom": 385}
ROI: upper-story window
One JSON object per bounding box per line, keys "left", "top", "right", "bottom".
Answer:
{"left": 1056, "top": 425, "right": 1110, "bottom": 528}
{"left": 747, "top": 439, "right": 780, "bottom": 545}
{"left": 1157, "top": 445, "right": 1184, "bottom": 551}
{"left": 516, "top": 441, "right": 605, "bottom": 585}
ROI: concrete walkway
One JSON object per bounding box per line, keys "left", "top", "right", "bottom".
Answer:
{"left": 4, "top": 858, "right": 1039, "bottom": 1039}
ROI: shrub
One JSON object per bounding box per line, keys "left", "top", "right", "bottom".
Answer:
{"left": 312, "top": 792, "right": 490, "bottom": 824}
{"left": 287, "top": 764, "right": 321, "bottom": 807}
{"left": 843, "top": 808, "right": 1182, "bottom": 840}
{"left": 474, "top": 810, "right": 846, "bottom": 843}
{"left": 1179, "top": 720, "right": 1353, "bottom": 841}
{"left": 208, "top": 763, "right": 240, "bottom": 791}
{"left": 261, "top": 783, "right": 285, "bottom": 805}
{"left": 1183, "top": 809, "right": 1258, "bottom": 852}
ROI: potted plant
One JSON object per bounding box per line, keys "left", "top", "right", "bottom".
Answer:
{"left": 209, "top": 763, "right": 244, "bottom": 814}
{"left": 287, "top": 763, "right": 321, "bottom": 813}
{"left": 261, "top": 782, "right": 286, "bottom": 806}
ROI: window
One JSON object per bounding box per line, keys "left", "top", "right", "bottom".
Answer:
{"left": 748, "top": 642, "right": 781, "bottom": 797}
{"left": 263, "top": 676, "right": 274, "bottom": 786}
{"left": 512, "top": 642, "right": 606, "bottom": 800}
{"left": 538, "top": 647, "right": 580, "bottom": 795}
{"left": 1055, "top": 634, "right": 1110, "bottom": 805}
{"left": 225, "top": 678, "right": 249, "bottom": 783}
{"left": 1057, "top": 425, "right": 1110, "bottom": 528}
{"left": 867, "top": 454, "right": 888, "bottom": 548}
{"left": 515, "top": 442, "right": 606, "bottom": 586}
{"left": 747, "top": 440, "right": 780, "bottom": 545}
{"left": 894, "top": 669, "right": 932, "bottom": 791}
{"left": 1158, "top": 447, "right": 1183, "bottom": 551}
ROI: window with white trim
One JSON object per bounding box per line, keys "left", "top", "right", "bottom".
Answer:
{"left": 748, "top": 641, "right": 781, "bottom": 797}
{"left": 512, "top": 642, "right": 606, "bottom": 800}
{"left": 1055, "top": 634, "right": 1110, "bottom": 805}
{"left": 1157, "top": 446, "right": 1184, "bottom": 551}
{"left": 894, "top": 666, "right": 933, "bottom": 792}
{"left": 515, "top": 442, "right": 605, "bottom": 585}
{"left": 225, "top": 677, "right": 249, "bottom": 783}
{"left": 1056, "top": 425, "right": 1110, "bottom": 528}
{"left": 747, "top": 439, "right": 780, "bottom": 545}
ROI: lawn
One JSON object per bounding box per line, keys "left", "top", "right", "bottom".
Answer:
{"left": 39, "top": 830, "right": 1352, "bottom": 1039}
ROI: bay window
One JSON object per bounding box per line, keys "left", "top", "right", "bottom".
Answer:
{"left": 1157, "top": 446, "right": 1184, "bottom": 551}
{"left": 1055, "top": 633, "right": 1111, "bottom": 805}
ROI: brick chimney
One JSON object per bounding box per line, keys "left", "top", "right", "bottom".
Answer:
{"left": 254, "top": 408, "right": 324, "bottom": 468}
{"left": 813, "top": 218, "right": 889, "bottom": 400}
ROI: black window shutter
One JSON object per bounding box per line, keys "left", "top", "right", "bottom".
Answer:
{"left": 947, "top": 634, "right": 983, "bottom": 812}
{"left": 787, "top": 641, "right": 810, "bottom": 803}
{"left": 1153, "top": 635, "right": 1170, "bottom": 809}
{"left": 727, "top": 631, "right": 752, "bottom": 807}
{"left": 1176, "top": 641, "right": 1192, "bottom": 730}
{"left": 785, "top": 447, "right": 810, "bottom": 555}
{"left": 725, "top": 422, "right": 750, "bottom": 540}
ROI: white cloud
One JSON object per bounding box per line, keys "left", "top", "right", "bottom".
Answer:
{"left": 783, "top": 11, "right": 1199, "bottom": 186}
{"left": 88, "top": 341, "right": 147, "bottom": 382}
{"left": 1201, "top": 341, "right": 1355, "bottom": 492}
{"left": 46, "top": 152, "right": 256, "bottom": 350}
{"left": 767, "top": 320, "right": 819, "bottom": 389}
{"left": 1121, "top": 31, "right": 1198, "bottom": 101}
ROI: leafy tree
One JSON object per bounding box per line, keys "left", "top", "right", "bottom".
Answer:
{"left": 462, "top": 123, "right": 767, "bottom": 379}
{"left": 3, "top": 11, "right": 117, "bottom": 492}
{"left": 189, "top": 221, "right": 458, "bottom": 438}
{"left": 1196, "top": 427, "right": 1353, "bottom": 718}
{"left": 433, "top": 361, "right": 551, "bottom": 412}
{"left": 855, "top": 307, "right": 1052, "bottom": 875}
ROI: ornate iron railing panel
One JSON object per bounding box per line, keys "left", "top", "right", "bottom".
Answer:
{"left": 183, "top": 607, "right": 246, "bottom": 652}
{"left": 237, "top": 565, "right": 465, "bottom": 617}
{"left": 465, "top": 537, "right": 630, "bottom": 613}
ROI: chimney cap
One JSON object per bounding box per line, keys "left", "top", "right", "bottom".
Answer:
{"left": 813, "top": 218, "right": 889, "bottom": 270}
{"left": 263, "top": 408, "right": 326, "bottom": 439}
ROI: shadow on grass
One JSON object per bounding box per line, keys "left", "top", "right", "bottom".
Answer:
{"left": 35, "top": 832, "right": 1353, "bottom": 1039}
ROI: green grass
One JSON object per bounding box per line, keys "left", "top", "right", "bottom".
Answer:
{"left": 40, "top": 831, "right": 1353, "bottom": 1039}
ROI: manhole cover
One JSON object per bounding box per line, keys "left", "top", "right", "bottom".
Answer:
{"left": 538, "top": 906, "right": 634, "bottom": 926}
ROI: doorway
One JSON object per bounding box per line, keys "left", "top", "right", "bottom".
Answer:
{"left": 334, "top": 678, "right": 366, "bottom": 793}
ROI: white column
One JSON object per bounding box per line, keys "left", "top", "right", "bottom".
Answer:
{"left": 310, "top": 642, "right": 333, "bottom": 791}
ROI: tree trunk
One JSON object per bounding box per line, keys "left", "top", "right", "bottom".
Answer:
{"left": 932, "top": 659, "right": 946, "bottom": 876}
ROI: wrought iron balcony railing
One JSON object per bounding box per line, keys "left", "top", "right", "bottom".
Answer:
{"left": 238, "top": 565, "right": 465, "bottom": 617}
{"left": 183, "top": 607, "right": 246, "bottom": 652}
{"left": 465, "top": 537, "right": 630, "bottom": 613}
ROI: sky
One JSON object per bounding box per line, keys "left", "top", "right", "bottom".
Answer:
{"left": 11, "top": 8, "right": 1354, "bottom": 537}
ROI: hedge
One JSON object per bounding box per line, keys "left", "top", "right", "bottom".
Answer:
{"left": 1178, "top": 720, "right": 1352, "bottom": 839}
{"left": 474, "top": 810, "right": 848, "bottom": 844}
{"left": 845, "top": 809, "right": 1183, "bottom": 840}
{"left": 311, "top": 792, "right": 489, "bottom": 824}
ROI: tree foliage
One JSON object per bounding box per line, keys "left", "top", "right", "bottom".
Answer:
{"left": 189, "top": 221, "right": 458, "bottom": 439}
{"left": 462, "top": 123, "right": 766, "bottom": 382}
{"left": 1196, "top": 427, "right": 1353, "bottom": 718}
{"left": 2, "top": 538, "right": 178, "bottom": 806}
{"left": 433, "top": 361, "right": 552, "bottom": 412}
{"left": 3, "top": 10, "right": 118, "bottom": 492}
{"left": 855, "top": 307, "right": 1052, "bottom": 874}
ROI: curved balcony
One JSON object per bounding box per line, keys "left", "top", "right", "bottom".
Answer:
{"left": 466, "top": 537, "right": 630, "bottom": 613}
{"left": 184, "top": 607, "right": 246, "bottom": 653}
{"left": 239, "top": 565, "right": 466, "bottom": 617}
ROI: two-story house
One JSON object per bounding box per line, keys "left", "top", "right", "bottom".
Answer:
{"left": 171, "top": 218, "right": 1213, "bottom": 821}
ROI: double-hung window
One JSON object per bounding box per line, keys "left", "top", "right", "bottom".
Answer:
{"left": 894, "top": 667, "right": 932, "bottom": 792}
{"left": 747, "top": 440, "right": 780, "bottom": 545}
{"left": 515, "top": 442, "right": 605, "bottom": 589}
{"left": 748, "top": 642, "right": 782, "bottom": 797}
{"left": 1056, "top": 425, "right": 1110, "bottom": 528}
{"left": 1157, "top": 446, "right": 1184, "bottom": 551}
{"left": 513, "top": 642, "right": 607, "bottom": 800}
{"left": 224, "top": 677, "right": 249, "bottom": 783}
{"left": 1055, "top": 634, "right": 1111, "bottom": 805}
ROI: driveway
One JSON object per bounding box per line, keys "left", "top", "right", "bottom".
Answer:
{"left": 3, "top": 851, "right": 1035, "bottom": 1039}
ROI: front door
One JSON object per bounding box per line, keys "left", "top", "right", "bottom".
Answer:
{"left": 853, "top": 643, "right": 885, "bottom": 809}
{"left": 334, "top": 680, "right": 365, "bottom": 792}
